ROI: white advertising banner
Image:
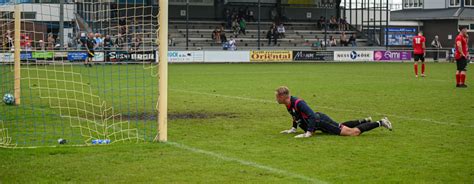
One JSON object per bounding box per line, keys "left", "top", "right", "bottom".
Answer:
{"left": 204, "top": 51, "right": 250, "bottom": 62}
{"left": 0, "top": 53, "right": 13, "bottom": 62}
{"left": 167, "top": 51, "right": 204, "bottom": 62}
{"left": 334, "top": 51, "right": 374, "bottom": 61}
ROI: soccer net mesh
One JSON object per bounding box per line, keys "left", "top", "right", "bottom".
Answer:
{"left": 0, "top": 0, "right": 161, "bottom": 148}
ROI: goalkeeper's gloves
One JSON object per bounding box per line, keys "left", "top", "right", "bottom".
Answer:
{"left": 294, "top": 131, "right": 313, "bottom": 138}
{"left": 280, "top": 127, "right": 297, "bottom": 134}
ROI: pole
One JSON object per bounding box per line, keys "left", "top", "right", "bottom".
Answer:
{"left": 14, "top": 4, "right": 21, "bottom": 105}
{"left": 257, "top": 0, "right": 261, "bottom": 50}
{"left": 186, "top": 0, "right": 189, "bottom": 50}
{"left": 380, "top": 0, "right": 382, "bottom": 46}
{"left": 156, "top": 0, "right": 168, "bottom": 142}
{"left": 324, "top": 4, "right": 327, "bottom": 49}
{"left": 59, "top": 0, "right": 64, "bottom": 49}
{"left": 385, "top": 0, "right": 388, "bottom": 49}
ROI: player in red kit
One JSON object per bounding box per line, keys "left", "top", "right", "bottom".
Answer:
{"left": 455, "top": 26, "right": 469, "bottom": 88}
{"left": 413, "top": 31, "right": 426, "bottom": 78}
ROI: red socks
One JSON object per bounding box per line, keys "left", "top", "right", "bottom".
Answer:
{"left": 457, "top": 73, "right": 467, "bottom": 85}
{"left": 414, "top": 63, "right": 418, "bottom": 76}
{"left": 421, "top": 63, "right": 425, "bottom": 75}
{"left": 456, "top": 73, "right": 461, "bottom": 84}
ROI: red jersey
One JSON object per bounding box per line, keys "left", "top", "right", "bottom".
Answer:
{"left": 413, "top": 36, "right": 426, "bottom": 54}
{"left": 455, "top": 34, "right": 468, "bottom": 60}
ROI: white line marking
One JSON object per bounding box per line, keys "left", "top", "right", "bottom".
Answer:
{"left": 170, "top": 89, "right": 473, "bottom": 128}
{"left": 167, "top": 141, "right": 326, "bottom": 184}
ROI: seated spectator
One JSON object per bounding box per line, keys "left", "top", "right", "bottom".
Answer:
{"left": 340, "top": 17, "right": 348, "bottom": 31}
{"left": 329, "top": 36, "right": 337, "bottom": 47}
{"left": 223, "top": 36, "right": 237, "bottom": 51}
{"left": 132, "top": 34, "right": 142, "bottom": 50}
{"left": 38, "top": 40, "right": 45, "bottom": 51}
{"left": 115, "top": 33, "right": 126, "bottom": 49}
{"left": 239, "top": 18, "right": 247, "bottom": 35}
{"left": 232, "top": 19, "right": 240, "bottom": 37}
{"left": 94, "top": 33, "right": 103, "bottom": 49}
{"left": 277, "top": 23, "right": 286, "bottom": 38}
{"left": 220, "top": 31, "right": 227, "bottom": 44}
{"left": 47, "top": 33, "right": 55, "bottom": 50}
{"left": 212, "top": 27, "right": 221, "bottom": 43}
{"left": 312, "top": 37, "right": 322, "bottom": 49}
{"left": 318, "top": 16, "right": 325, "bottom": 30}
{"left": 340, "top": 32, "right": 348, "bottom": 46}
{"left": 103, "top": 35, "right": 113, "bottom": 50}
{"left": 349, "top": 33, "right": 357, "bottom": 47}
{"left": 330, "top": 16, "right": 338, "bottom": 30}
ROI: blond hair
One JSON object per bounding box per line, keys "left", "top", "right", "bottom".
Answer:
{"left": 275, "top": 86, "right": 290, "bottom": 96}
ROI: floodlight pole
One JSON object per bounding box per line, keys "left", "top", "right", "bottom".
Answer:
{"left": 59, "top": 0, "right": 64, "bottom": 49}
{"left": 257, "top": 0, "right": 261, "bottom": 50}
{"left": 156, "top": 0, "right": 168, "bottom": 142}
{"left": 186, "top": 0, "right": 189, "bottom": 50}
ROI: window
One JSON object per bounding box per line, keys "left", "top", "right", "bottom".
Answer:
{"left": 450, "top": 0, "right": 460, "bottom": 7}
{"left": 466, "top": 0, "right": 474, "bottom": 6}
{"left": 403, "top": 0, "right": 423, "bottom": 8}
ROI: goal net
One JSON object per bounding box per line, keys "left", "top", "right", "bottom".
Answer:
{"left": 0, "top": 0, "right": 168, "bottom": 148}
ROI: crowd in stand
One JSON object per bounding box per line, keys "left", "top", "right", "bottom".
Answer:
{"left": 317, "top": 16, "right": 349, "bottom": 31}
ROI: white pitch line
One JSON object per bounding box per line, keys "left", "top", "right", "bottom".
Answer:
{"left": 170, "top": 89, "right": 474, "bottom": 128}
{"left": 167, "top": 141, "right": 326, "bottom": 184}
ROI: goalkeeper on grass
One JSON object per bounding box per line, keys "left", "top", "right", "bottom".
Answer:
{"left": 275, "top": 86, "right": 392, "bottom": 138}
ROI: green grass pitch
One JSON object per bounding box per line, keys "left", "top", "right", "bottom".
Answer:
{"left": 0, "top": 62, "right": 473, "bottom": 183}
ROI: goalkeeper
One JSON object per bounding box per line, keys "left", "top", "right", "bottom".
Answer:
{"left": 275, "top": 86, "right": 393, "bottom": 138}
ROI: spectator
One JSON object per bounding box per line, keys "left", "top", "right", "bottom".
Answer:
{"left": 318, "top": 16, "right": 325, "bottom": 30}
{"left": 223, "top": 36, "right": 237, "bottom": 51}
{"left": 277, "top": 23, "right": 286, "bottom": 38}
{"left": 47, "top": 33, "right": 55, "bottom": 50}
{"left": 94, "top": 33, "right": 103, "bottom": 49}
{"left": 340, "top": 17, "right": 348, "bottom": 31}
{"left": 232, "top": 19, "right": 240, "bottom": 37}
{"left": 4, "top": 30, "right": 13, "bottom": 50}
{"left": 431, "top": 35, "right": 442, "bottom": 61}
{"left": 132, "top": 34, "right": 142, "bottom": 50}
{"left": 103, "top": 35, "right": 113, "bottom": 50}
{"left": 349, "top": 33, "right": 357, "bottom": 47}
{"left": 220, "top": 31, "right": 227, "bottom": 44}
{"left": 267, "top": 25, "right": 278, "bottom": 46}
{"left": 38, "top": 40, "right": 45, "bottom": 51}
{"left": 329, "top": 36, "right": 337, "bottom": 47}
{"left": 79, "top": 32, "right": 87, "bottom": 48}
{"left": 115, "top": 33, "right": 126, "bottom": 49}
{"left": 330, "top": 17, "right": 338, "bottom": 30}
{"left": 212, "top": 27, "right": 221, "bottom": 43}
{"left": 239, "top": 18, "right": 247, "bottom": 36}
{"left": 340, "top": 32, "right": 348, "bottom": 46}
{"left": 312, "top": 37, "right": 322, "bottom": 50}
{"left": 247, "top": 10, "right": 255, "bottom": 22}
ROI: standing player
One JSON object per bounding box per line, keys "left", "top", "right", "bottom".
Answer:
{"left": 84, "top": 33, "right": 96, "bottom": 67}
{"left": 413, "top": 31, "right": 426, "bottom": 78}
{"left": 455, "top": 26, "right": 469, "bottom": 88}
{"left": 275, "top": 86, "right": 392, "bottom": 138}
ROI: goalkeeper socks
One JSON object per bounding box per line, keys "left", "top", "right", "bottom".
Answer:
{"left": 414, "top": 63, "right": 418, "bottom": 76}
{"left": 421, "top": 63, "right": 425, "bottom": 74}
{"left": 356, "top": 122, "right": 380, "bottom": 133}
